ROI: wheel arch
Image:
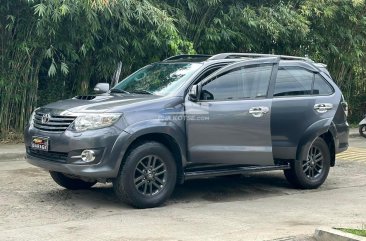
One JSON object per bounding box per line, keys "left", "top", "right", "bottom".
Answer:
{"left": 123, "top": 132, "right": 185, "bottom": 184}
{"left": 296, "top": 118, "right": 336, "bottom": 166}
{"left": 319, "top": 130, "right": 336, "bottom": 167}
{"left": 112, "top": 121, "right": 187, "bottom": 184}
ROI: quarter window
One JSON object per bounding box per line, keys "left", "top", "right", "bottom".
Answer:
{"left": 313, "top": 74, "right": 333, "bottom": 95}
{"left": 200, "top": 65, "right": 272, "bottom": 101}
{"left": 274, "top": 68, "right": 334, "bottom": 97}
{"left": 274, "top": 68, "right": 313, "bottom": 96}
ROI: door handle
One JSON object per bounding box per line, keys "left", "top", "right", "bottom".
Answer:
{"left": 249, "top": 106, "right": 269, "bottom": 117}
{"left": 314, "top": 103, "right": 333, "bottom": 113}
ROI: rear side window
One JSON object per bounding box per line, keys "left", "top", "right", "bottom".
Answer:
{"left": 313, "top": 74, "right": 333, "bottom": 95}
{"left": 274, "top": 68, "right": 313, "bottom": 96}
{"left": 274, "top": 67, "right": 334, "bottom": 97}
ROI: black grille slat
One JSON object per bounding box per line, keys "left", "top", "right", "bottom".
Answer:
{"left": 27, "top": 148, "right": 68, "bottom": 163}
{"left": 33, "top": 124, "right": 69, "bottom": 131}
{"left": 74, "top": 95, "right": 96, "bottom": 100}
{"left": 34, "top": 120, "right": 70, "bottom": 127}
{"left": 35, "top": 113, "right": 76, "bottom": 119}
{"left": 34, "top": 115, "right": 75, "bottom": 122}
{"left": 33, "top": 112, "right": 76, "bottom": 132}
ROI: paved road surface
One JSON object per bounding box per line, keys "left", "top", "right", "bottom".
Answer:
{"left": 0, "top": 136, "right": 365, "bottom": 241}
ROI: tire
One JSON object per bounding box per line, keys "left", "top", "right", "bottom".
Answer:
{"left": 113, "top": 141, "right": 177, "bottom": 209}
{"left": 50, "top": 171, "right": 97, "bottom": 190}
{"left": 359, "top": 124, "right": 366, "bottom": 138}
{"left": 284, "top": 137, "right": 331, "bottom": 189}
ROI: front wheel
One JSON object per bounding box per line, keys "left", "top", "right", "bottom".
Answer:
{"left": 50, "top": 171, "right": 97, "bottom": 190}
{"left": 359, "top": 124, "right": 366, "bottom": 138}
{"left": 113, "top": 141, "right": 177, "bottom": 209}
{"left": 284, "top": 137, "right": 331, "bottom": 189}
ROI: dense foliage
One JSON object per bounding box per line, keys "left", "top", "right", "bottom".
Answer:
{"left": 1, "top": 0, "right": 366, "bottom": 139}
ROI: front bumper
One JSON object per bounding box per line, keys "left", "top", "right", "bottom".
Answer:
{"left": 24, "top": 125, "right": 131, "bottom": 178}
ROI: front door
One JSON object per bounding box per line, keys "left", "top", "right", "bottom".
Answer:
{"left": 185, "top": 58, "right": 279, "bottom": 165}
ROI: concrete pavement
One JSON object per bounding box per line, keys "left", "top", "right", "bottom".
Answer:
{"left": 0, "top": 144, "right": 25, "bottom": 160}
{"left": 1, "top": 156, "right": 366, "bottom": 240}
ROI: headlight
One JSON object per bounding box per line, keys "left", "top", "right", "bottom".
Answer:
{"left": 29, "top": 108, "right": 39, "bottom": 126}
{"left": 71, "top": 113, "right": 121, "bottom": 132}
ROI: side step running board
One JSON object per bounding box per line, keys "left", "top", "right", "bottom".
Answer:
{"left": 184, "top": 164, "right": 290, "bottom": 181}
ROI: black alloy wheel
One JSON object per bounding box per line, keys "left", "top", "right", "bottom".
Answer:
{"left": 284, "top": 137, "right": 330, "bottom": 189}
{"left": 134, "top": 155, "right": 167, "bottom": 196}
{"left": 113, "top": 141, "right": 177, "bottom": 208}
{"left": 302, "top": 145, "right": 324, "bottom": 179}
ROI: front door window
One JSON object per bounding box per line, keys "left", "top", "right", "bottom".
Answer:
{"left": 200, "top": 64, "right": 273, "bottom": 101}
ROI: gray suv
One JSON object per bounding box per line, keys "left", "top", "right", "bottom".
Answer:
{"left": 24, "top": 53, "right": 349, "bottom": 208}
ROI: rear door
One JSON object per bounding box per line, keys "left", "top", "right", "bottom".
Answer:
{"left": 271, "top": 65, "right": 338, "bottom": 160}
{"left": 185, "top": 57, "right": 279, "bottom": 165}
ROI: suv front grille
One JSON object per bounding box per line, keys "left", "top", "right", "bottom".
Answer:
{"left": 34, "top": 112, "right": 76, "bottom": 132}
{"left": 27, "top": 148, "right": 68, "bottom": 163}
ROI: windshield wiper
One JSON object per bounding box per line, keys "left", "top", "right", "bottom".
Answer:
{"left": 110, "top": 89, "right": 130, "bottom": 94}
{"left": 130, "top": 89, "right": 154, "bottom": 95}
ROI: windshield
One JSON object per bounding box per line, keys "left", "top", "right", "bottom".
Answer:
{"left": 111, "top": 63, "right": 202, "bottom": 96}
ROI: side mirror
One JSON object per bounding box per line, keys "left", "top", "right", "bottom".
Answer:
{"left": 188, "top": 84, "right": 200, "bottom": 101}
{"left": 94, "top": 83, "right": 110, "bottom": 94}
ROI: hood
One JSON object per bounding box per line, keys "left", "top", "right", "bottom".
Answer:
{"left": 40, "top": 94, "right": 160, "bottom": 114}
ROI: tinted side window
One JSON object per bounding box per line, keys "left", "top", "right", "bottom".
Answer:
{"left": 313, "top": 74, "right": 333, "bottom": 95}
{"left": 200, "top": 65, "right": 272, "bottom": 101}
{"left": 200, "top": 70, "right": 240, "bottom": 101}
{"left": 197, "top": 66, "right": 223, "bottom": 82}
{"left": 274, "top": 68, "right": 313, "bottom": 97}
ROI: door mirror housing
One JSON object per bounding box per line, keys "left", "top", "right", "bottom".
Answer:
{"left": 94, "top": 83, "right": 110, "bottom": 94}
{"left": 188, "top": 84, "right": 200, "bottom": 101}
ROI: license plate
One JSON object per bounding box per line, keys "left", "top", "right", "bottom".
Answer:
{"left": 31, "top": 136, "right": 49, "bottom": 151}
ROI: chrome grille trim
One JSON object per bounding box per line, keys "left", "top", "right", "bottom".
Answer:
{"left": 33, "top": 112, "right": 76, "bottom": 132}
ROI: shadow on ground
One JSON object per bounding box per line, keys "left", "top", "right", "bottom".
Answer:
{"left": 172, "top": 172, "right": 293, "bottom": 203}
{"left": 26, "top": 171, "right": 300, "bottom": 209}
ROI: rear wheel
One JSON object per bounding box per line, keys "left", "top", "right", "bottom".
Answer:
{"left": 50, "top": 171, "right": 97, "bottom": 190}
{"left": 113, "top": 141, "right": 177, "bottom": 209}
{"left": 359, "top": 124, "right": 366, "bottom": 138}
{"left": 284, "top": 137, "right": 330, "bottom": 189}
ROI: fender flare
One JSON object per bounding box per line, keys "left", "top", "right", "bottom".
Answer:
{"left": 110, "top": 119, "right": 187, "bottom": 176}
{"left": 296, "top": 117, "right": 334, "bottom": 162}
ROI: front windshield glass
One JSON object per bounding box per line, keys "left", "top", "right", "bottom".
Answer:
{"left": 111, "top": 63, "right": 202, "bottom": 96}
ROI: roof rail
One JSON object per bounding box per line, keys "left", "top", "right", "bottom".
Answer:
{"left": 163, "top": 54, "right": 212, "bottom": 61}
{"left": 208, "top": 53, "right": 313, "bottom": 62}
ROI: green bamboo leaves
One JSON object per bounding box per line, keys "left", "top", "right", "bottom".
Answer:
{"left": 1, "top": 0, "right": 366, "bottom": 139}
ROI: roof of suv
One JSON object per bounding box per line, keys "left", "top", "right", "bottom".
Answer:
{"left": 163, "top": 53, "right": 312, "bottom": 62}
{"left": 162, "top": 53, "right": 331, "bottom": 76}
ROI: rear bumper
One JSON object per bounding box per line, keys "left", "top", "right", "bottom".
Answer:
{"left": 335, "top": 122, "right": 349, "bottom": 154}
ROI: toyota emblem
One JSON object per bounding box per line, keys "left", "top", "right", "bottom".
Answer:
{"left": 41, "top": 113, "right": 51, "bottom": 124}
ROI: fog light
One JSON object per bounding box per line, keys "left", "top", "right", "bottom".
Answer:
{"left": 81, "top": 150, "right": 95, "bottom": 162}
